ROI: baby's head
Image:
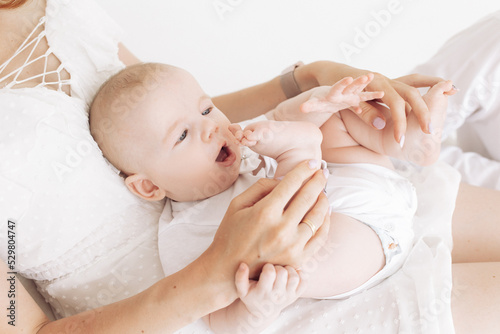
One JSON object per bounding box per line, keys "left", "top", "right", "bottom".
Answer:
{"left": 90, "top": 63, "right": 241, "bottom": 202}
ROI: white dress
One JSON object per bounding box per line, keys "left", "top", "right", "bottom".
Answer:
{"left": 0, "top": 0, "right": 164, "bottom": 319}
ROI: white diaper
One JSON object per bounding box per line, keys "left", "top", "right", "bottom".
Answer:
{"left": 322, "top": 163, "right": 417, "bottom": 299}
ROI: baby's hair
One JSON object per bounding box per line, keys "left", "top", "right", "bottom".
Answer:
{"left": 90, "top": 62, "right": 174, "bottom": 176}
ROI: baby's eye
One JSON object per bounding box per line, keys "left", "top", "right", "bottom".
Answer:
{"left": 178, "top": 130, "right": 187, "bottom": 142}
{"left": 202, "top": 107, "right": 212, "bottom": 116}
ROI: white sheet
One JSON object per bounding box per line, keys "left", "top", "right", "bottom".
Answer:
{"left": 412, "top": 11, "right": 500, "bottom": 191}
{"left": 174, "top": 162, "right": 460, "bottom": 334}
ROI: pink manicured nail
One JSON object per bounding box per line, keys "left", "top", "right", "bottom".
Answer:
{"left": 428, "top": 122, "right": 435, "bottom": 135}
{"left": 373, "top": 117, "right": 386, "bottom": 130}
{"left": 308, "top": 159, "right": 319, "bottom": 169}
{"left": 323, "top": 168, "right": 329, "bottom": 179}
{"left": 399, "top": 135, "right": 406, "bottom": 148}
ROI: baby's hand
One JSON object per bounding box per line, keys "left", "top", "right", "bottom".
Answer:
{"left": 240, "top": 124, "right": 270, "bottom": 147}
{"left": 236, "top": 263, "right": 306, "bottom": 319}
{"left": 229, "top": 122, "right": 270, "bottom": 147}
{"left": 235, "top": 121, "right": 287, "bottom": 148}
{"left": 301, "top": 73, "right": 384, "bottom": 115}
{"left": 229, "top": 123, "right": 244, "bottom": 143}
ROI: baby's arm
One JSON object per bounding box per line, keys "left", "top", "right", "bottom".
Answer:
{"left": 206, "top": 263, "right": 305, "bottom": 334}
{"left": 319, "top": 80, "right": 456, "bottom": 167}
{"left": 230, "top": 74, "right": 381, "bottom": 177}
{"left": 231, "top": 120, "right": 323, "bottom": 179}
{"left": 266, "top": 74, "right": 384, "bottom": 128}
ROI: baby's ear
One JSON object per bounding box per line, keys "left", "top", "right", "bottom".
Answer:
{"left": 125, "top": 174, "right": 166, "bottom": 201}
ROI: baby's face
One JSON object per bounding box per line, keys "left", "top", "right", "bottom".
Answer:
{"left": 128, "top": 68, "right": 241, "bottom": 202}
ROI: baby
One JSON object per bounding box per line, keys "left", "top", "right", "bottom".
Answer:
{"left": 89, "top": 63, "right": 454, "bottom": 334}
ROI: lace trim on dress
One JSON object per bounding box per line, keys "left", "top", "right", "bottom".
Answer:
{"left": 0, "top": 16, "right": 71, "bottom": 91}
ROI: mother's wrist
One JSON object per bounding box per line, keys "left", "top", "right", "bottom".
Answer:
{"left": 305, "top": 60, "right": 371, "bottom": 86}
{"left": 196, "top": 245, "right": 240, "bottom": 307}
{"left": 293, "top": 62, "right": 320, "bottom": 92}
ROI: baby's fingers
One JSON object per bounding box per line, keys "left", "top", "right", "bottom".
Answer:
{"left": 328, "top": 77, "right": 354, "bottom": 96}
{"left": 229, "top": 124, "right": 244, "bottom": 142}
{"left": 272, "top": 266, "right": 289, "bottom": 292}
{"left": 359, "top": 90, "right": 384, "bottom": 102}
{"left": 241, "top": 138, "right": 257, "bottom": 147}
{"left": 343, "top": 73, "right": 373, "bottom": 95}
{"left": 235, "top": 263, "right": 251, "bottom": 298}
{"left": 296, "top": 269, "right": 308, "bottom": 296}
{"left": 257, "top": 263, "right": 277, "bottom": 292}
{"left": 285, "top": 266, "right": 301, "bottom": 293}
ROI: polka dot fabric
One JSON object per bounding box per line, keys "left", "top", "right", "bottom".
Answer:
{"left": 0, "top": 0, "right": 164, "bottom": 319}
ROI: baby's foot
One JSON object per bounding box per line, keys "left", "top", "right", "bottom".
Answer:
{"left": 422, "top": 80, "right": 456, "bottom": 133}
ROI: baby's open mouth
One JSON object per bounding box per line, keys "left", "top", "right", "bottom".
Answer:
{"left": 215, "top": 144, "right": 236, "bottom": 167}
{"left": 216, "top": 146, "right": 230, "bottom": 162}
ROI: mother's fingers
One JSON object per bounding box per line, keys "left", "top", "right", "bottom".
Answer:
{"left": 296, "top": 191, "right": 330, "bottom": 247}
{"left": 281, "top": 166, "right": 327, "bottom": 221}
{"left": 354, "top": 100, "right": 388, "bottom": 131}
{"left": 303, "top": 198, "right": 331, "bottom": 260}
{"left": 378, "top": 86, "right": 407, "bottom": 143}
{"left": 393, "top": 74, "right": 445, "bottom": 134}
{"left": 395, "top": 83, "right": 431, "bottom": 134}
{"left": 229, "top": 178, "right": 279, "bottom": 212}
{"left": 394, "top": 73, "right": 444, "bottom": 87}
{"left": 264, "top": 160, "right": 325, "bottom": 210}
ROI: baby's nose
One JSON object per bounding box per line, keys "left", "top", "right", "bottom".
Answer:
{"left": 201, "top": 120, "right": 219, "bottom": 142}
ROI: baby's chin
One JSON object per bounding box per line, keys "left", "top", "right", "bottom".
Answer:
{"left": 173, "top": 159, "right": 242, "bottom": 202}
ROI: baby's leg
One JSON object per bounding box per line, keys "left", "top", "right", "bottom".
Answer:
{"left": 421, "top": 80, "right": 454, "bottom": 135}
{"left": 318, "top": 113, "right": 394, "bottom": 168}
{"left": 300, "top": 212, "right": 385, "bottom": 298}
{"left": 319, "top": 81, "right": 453, "bottom": 167}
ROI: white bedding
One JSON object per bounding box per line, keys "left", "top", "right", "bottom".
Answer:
{"left": 174, "top": 162, "right": 460, "bottom": 334}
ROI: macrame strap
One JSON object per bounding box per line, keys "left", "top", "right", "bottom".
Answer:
{"left": 0, "top": 16, "right": 71, "bottom": 91}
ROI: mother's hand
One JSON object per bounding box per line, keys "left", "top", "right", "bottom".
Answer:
{"left": 296, "top": 61, "right": 443, "bottom": 143}
{"left": 209, "top": 160, "right": 330, "bottom": 279}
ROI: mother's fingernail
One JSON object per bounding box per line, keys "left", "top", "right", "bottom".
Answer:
{"left": 308, "top": 159, "right": 319, "bottom": 169}
{"left": 323, "top": 167, "right": 329, "bottom": 179}
{"left": 428, "top": 122, "right": 435, "bottom": 135}
{"left": 372, "top": 117, "right": 386, "bottom": 130}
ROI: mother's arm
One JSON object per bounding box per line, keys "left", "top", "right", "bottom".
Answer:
{"left": 1, "top": 253, "right": 237, "bottom": 334}
{"left": 213, "top": 60, "right": 444, "bottom": 142}
{"left": 1, "top": 161, "right": 329, "bottom": 334}
{"left": 117, "top": 44, "right": 442, "bottom": 140}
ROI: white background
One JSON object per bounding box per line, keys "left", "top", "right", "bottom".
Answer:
{"left": 99, "top": 0, "right": 500, "bottom": 97}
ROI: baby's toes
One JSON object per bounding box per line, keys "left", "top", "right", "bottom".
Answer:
{"left": 423, "top": 80, "right": 453, "bottom": 106}
{"left": 429, "top": 80, "right": 454, "bottom": 97}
